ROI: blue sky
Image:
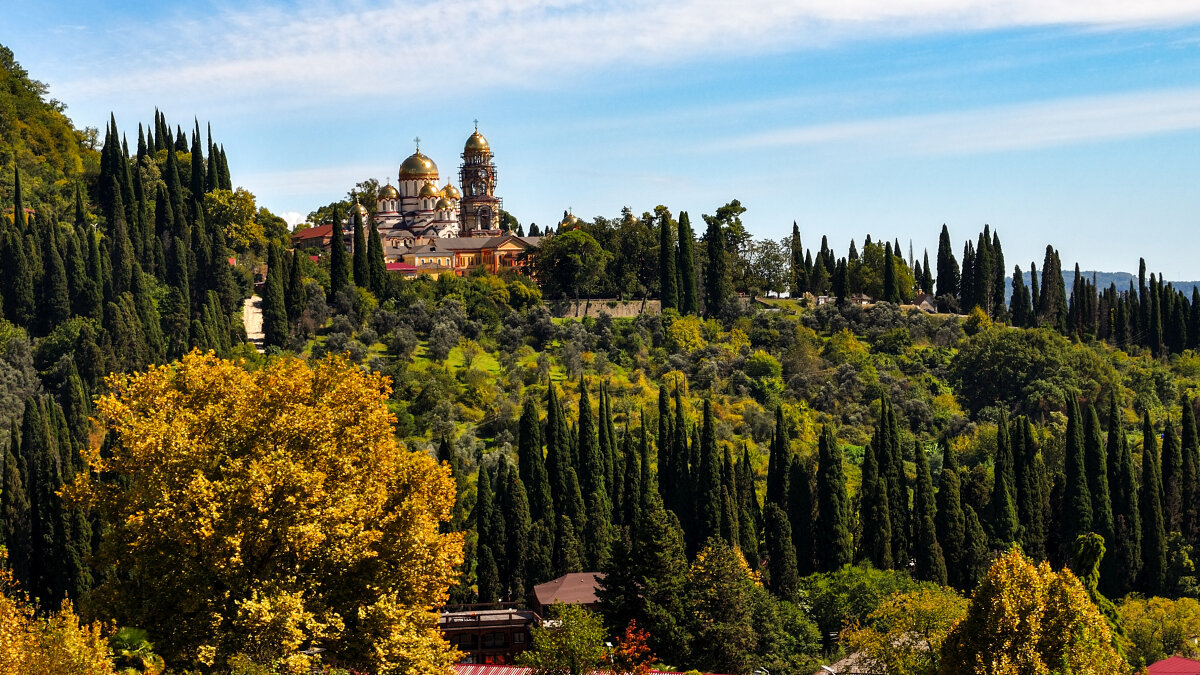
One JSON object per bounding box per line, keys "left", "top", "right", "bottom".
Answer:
{"left": 4, "top": 0, "right": 1200, "bottom": 277}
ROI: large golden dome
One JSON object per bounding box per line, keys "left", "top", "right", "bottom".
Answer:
{"left": 464, "top": 130, "right": 490, "bottom": 155}
{"left": 399, "top": 150, "right": 438, "bottom": 179}
{"left": 379, "top": 183, "right": 399, "bottom": 199}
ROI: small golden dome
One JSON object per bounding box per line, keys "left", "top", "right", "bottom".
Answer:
{"left": 419, "top": 181, "right": 440, "bottom": 198}
{"left": 464, "top": 130, "right": 490, "bottom": 155}
{"left": 399, "top": 150, "right": 439, "bottom": 179}
{"left": 379, "top": 184, "right": 399, "bottom": 199}
{"left": 435, "top": 197, "right": 454, "bottom": 211}
{"left": 561, "top": 212, "right": 580, "bottom": 227}
{"left": 443, "top": 182, "right": 461, "bottom": 199}
{"left": 353, "top": 202, "right": 368, "bottom": 217}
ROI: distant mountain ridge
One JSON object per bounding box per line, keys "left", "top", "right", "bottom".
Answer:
{"left": 1004, "top": 271, "right": 1199, "bottom": 301}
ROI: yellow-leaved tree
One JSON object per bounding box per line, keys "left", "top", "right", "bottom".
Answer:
{"left": 72, "top": 352, "right": 463, "bottom": 674}
{"left": 938, "top": 547, "right": 1131, "bottom": 675}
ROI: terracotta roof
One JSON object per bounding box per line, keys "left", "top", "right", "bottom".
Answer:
{"left": 451, "top": 666, "right": 725, "bottom": 675}
{"left": 532, "top": 573, "right": 604, "bottom": 608}
{"left": 1150, "top": 656, "right": 1200, "bottom": 674}
{"left": 293, "top": 224, "right": 332, "bottom": 240}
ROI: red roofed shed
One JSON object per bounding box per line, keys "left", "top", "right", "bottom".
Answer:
{"left": 1150, "top": 656, "right": 1200, "bottom": 675}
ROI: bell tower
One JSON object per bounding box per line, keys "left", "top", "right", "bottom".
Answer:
{"left": 458, "top": 122, "right": 501, "bottom": 235}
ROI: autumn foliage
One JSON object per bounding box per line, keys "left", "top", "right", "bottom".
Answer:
{"left": 72, "top": 351, "right": 464, "bottom": 673}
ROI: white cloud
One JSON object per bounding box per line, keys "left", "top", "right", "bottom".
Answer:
{"left": 57, "top": 0, "right": 1200, "bottom": 106}
{"left": 711, "top": 86, "right": 1200, "bottom": 155}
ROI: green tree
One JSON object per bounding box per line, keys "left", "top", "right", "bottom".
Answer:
{"left": 696, "top": 399, "right": 722, "bottom": 546}
{"left": 686, "top": 542, "right": 761, "bottom": 674}
{"left": 858, "top": 441, "right": 893, "bottom": 570}
{"left": 816, "top": 425, "right": 852, "bottom": 571}
{"left": 328, "top": 211, "right": 349, "bottom": 299}
{"left": 702, "top": 215, "right": 731, "bottom": 318}
{"left": 352, "top": 204, "right": 369, "bottom": 289}
{"left": 658, "top": 208, "right": 678, "bottom": 310}
{"left": 913, "top": 443, "right": 948, "bottom": 585}
{"left": 1105, "top": 397, "right": 1141, "bottom": 598}
{"left": 261, "top": 242, "right": 288, "bottom": 349}
{"left": 368, "top": 219, "right": 387, "bottom": 297}
{"left": 840, "top": 587, "right": 968, "bottom": 675}
{"left": 518, "top": 603, "right": 606, "bottom": 675}
{"left": 935, "top": 438, "right": 967, "bottom": 590}
{"left": 763, "top": 503, "right": 799, "bottom": 599}
{"left": 530, "top": 229, "right": 611, "bottom": 304}
{"left": 935, "top": 224, "right": 959, "bottom": 301}
{"left": 1142, "top": 412, "right": 1168, "bottom": 594}
{"left": 677, "top": 212, "right": 698, "bottom": 315}
{"left": 1162, "top": 417, "right": 1184, "bottom": 534}
{"left": 989, "top": 413, "right": 1020, "bottom": 548}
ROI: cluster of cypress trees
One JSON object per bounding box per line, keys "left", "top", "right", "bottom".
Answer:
{"left": 260, "top": 202, "right": 389, "bottom": 349}
{"left": 2, "top": 372, "right": 94, "bottom": 607}
{"left": 0, "top": 110, "right": 248, "bottom": 607}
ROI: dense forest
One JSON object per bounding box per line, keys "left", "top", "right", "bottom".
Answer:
{"left": 4, "top": 42, "right": 1200, "bottom": 674}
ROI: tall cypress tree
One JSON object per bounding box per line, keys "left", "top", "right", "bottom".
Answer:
{"left": 989, "top": 413, "right": 1020, "bottom": 548}
{"left": 879, "top": 398, "right": 909, "bottom": 566}
{"left": 285, "top": 250, "right": 304, "bottom": 325}
{"left": 961, "top": 505, "right": 990, "bottom": 589}
{"left": 518, "top": 396, "right": 553, "bottom": 525}
{"left": 788, "top": 453, "right": 815, "bottom": 576}
{"left": 936, "top": 224, "right": 955, "bottom": 297}
{"left": 658, "top": 210, "right": 678, "bottom": 311}
{"left": 703, "top": 218, "right": 730, "bottom": 318}
{"left": 766, "top": 407, "right": 789, "bottom": 509}
{"left": 1181, "top": 399, "right": 1200, "bottom": 548}
{"left": 912, "top": 443, "right": 948, "bottom": 584}
{"left": 475, "top": 463, "right": 500, "bottom": 602}
{"left": 935, "top": 437, "right": 967, "bottom": 590}
{"left": 677, "top": 212, "right": 698, "bottom": 315}
{"left": 816, "top": 425, "right": 852, "bottom": 571}
{"left": 1104, "top": 397, "right": 1140, "bottom": 597}
{"left": 328, "top": 212, "right": 349, "bottom": 300}
{"left": 351, "top": 205, "right": 368, "bottom": 288}
{"left": 696, "top": 399, "right": 723, "bottom": 546}
{"left": 858, "top": 441, "right": 893, "bottom": 570}
{"left": 1084, "top": 404, "right": 1115, "bottom": 556}
{"left": 763, "top": 503, "right": 799, "bottom": 599}
{"left": 498, "top": 457, "right": 531, "bottom": 600}
{"left": 882, "top": 241, "right": 900, "bottom": 303}
{"left": 736, "top": 445, "right": 760, "bottom": 566}
{"left": 1161, "top": 417, "right": 1184, "bottom": 534}
{"left": 1, "top": 422, "right": 30, "bottom": 586}
{"left": 367, "top": 219, "right": 387, "bottom": 296}
{"left": 261, "top": 243, "right": 288, "bottom": 349}
{"left": 1014, "top": 417, "right": 1047, "bottom": 560}
{"left": 39, "top": 221, "right": 71, "bottom": 332}
{"left": 1010, "top": 265, "right": 1032, "bottom": 327}
{"left": 790, "top": 223, "right": 807, "bottom": 294}
{"left": 1141, "top": 412, "right": 1168, "bottom": 594}
{"left": 1061, "top": 399, "right": 1093, "bottom": 560}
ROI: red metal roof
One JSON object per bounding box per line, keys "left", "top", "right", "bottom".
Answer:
{"left": 1150, "top": 656, "right": 1200, "bottom": 674}
{"left": 533, "top": 573, "right": 605, "bottom": 608}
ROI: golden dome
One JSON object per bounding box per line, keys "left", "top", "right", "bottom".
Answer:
{"left": 434, "top": 197, "right": 454, "bottom": 211}
{"left": 399, "top": 150, "right": 438, "bottom": 179}
{"left": 464, "top": 130, "right": 490, "bottom": 155}
{"left": 419, "top": 181, "right": 440, "bottom": 198}
{"left": 561, "top": 212, "right": 580, "bottom": 227}
{"left": 379, "top": 184, "right": 399, "bottom": 199}
{"left": 353, "top": 202, "right": 368, "bottom": 217}
{"left": 442, "top": 182, "right": 461, "bottom": 199}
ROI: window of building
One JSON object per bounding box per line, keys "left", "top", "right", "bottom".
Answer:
{"left": 481, "top": 632, "right": 508, "bottom": 648}
{"left": 513, "top": 632, "right": 526, "bottom": 644}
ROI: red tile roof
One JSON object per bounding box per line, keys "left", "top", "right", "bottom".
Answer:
{"left": 293, "top": 224, "right": 332, "bottom": 240}
{"left": 387, "top": 262, "right": 418, "bottom": 271}
{"left": 1150, "top": 656, "right": 1200, "bottom": 674}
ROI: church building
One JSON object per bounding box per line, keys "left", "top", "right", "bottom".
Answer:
{"left": 372, "top": 126, "right": 502, "bottom": 239}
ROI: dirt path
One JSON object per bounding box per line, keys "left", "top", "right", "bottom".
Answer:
{"left": 243, "top": 295, "right": 264, "bottom": 352}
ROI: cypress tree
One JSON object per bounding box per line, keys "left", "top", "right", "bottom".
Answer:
{"left": 351, "top": 204, "right": 368, "bottom": 288}
{"left": 1161, "top": 417, "right": 1184, "bottom": 533}
{"left": 882, "top": 241, "right": 900, "bottom": 303}
{"left": 621, "top": 429, "right": 642, "bottom": 529}
{"left": 816, "top": 425, "right": 852, "bottom": 571}
{"left": 39, "top": 221, "right": 71, "bottom": 331}
{"left": 1, "top": 225, "right": 34, "bottom": 326}
{"left": 719, "top": 446, "right": 739, "bottom": 547}
{"left": 498, "top": 457, "right": 531, "bottom": 600}
{"left": 990, "top": 413, "right": 1020, "bottom": 547}
{"left": 1141, "top": 412, "right": 1168, "bottom": 594}
{"left": 552, "top": 513, "right": 583, "bottom": 576}
{"left": 631, "top": 492, "right": 691, "bottom": 663}
{"left": 656, "top": 387, "right": 673, "bottom": 507}
{"left": 328, "top": 212, "right": 349, "bottom": 300}
{"left": 858, "top": 441, "right": 893, "bottom": 570}
{"left": 766, "top": 406, "right": 789, "bottom": 509}
{"left": 577, "top": 378, "right": 605, "bottom": 498}
{"left": 1014, "top": 417, "right": 1047, "bottom": 560}
{"left": 703, "top": 217, "right": 730, "bottom": 318}
{"left": 1182, "top": 399, "right": 1200, "bottom": 548}
{"left": 677, "top": 212, "right": 698, "bottom": 315}
{"left": 913, "top": 442, "right": 948, "bottom": 584}
{"left": 545, "top": 384, "right": 570, "bottom": 517}
{"left": 990, "top": 230, "right": 1006, "bottom": 319}
{"left": 880, "top": 398, "right": 909, "bottom": 566}
{"left": 564, "top": 467, "right": 588, "bottom": 563}
{"left": 696, "top": 399, "right": 723, "bottom": 546}
{"left": 12, "top": 163, "right": 25, "bottom": 231}
{"left": 961, "top": 505, "right": 990, "bottom": 589}
{"left": 1061, "top": 399, "right": 1092, "bottom": 558}
{"left": 1029, "top": 261, "right": 1041, "bottom": 324}
{"left": 518, "top": 396, "right": 553, "bottom": 524}
{"left": 1104, "top": 397, "right": 1140, "bottom": 597}
{"left": 367, "top": 219, "right": 387, "bottom": 296}
{"left": 658, "top": 210, "right": 677, "bottom": 310}
{"left": 736, "top": 446, "right": 760, "bottom": 566}
{"left": 475, "top": 463, "right": 500, "bottom": 602}
{"left": 920, "top": 249, "right": 934, "bottom": 294}
{"left": 24, "top": 397, "right": 62, "bottom": 602}
{"left": 1084, "top": 404, "right": 1115, "bottom": 554}
{"left": 763, "top": 503, "right": 799, "bottom": 599}
{"left": 1011, "top": 265, "right": 1032, "bottom": 327}
{"left": 935, "top": 437, "right": 967, "bottom": 590}
{"left": 788, "top": 453, "right": 815, "bottom": 576}
{"left": 790, "top": 223, "right": 807, "bottom": 294}
{"left": 261, "top": 243, "right": 288, "bottom": 349}
{"left": 1, "top": 423, "right": 30, "bottom": 586}
{"left": 189, "top": 121, "right": 206, "bottom": 217}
